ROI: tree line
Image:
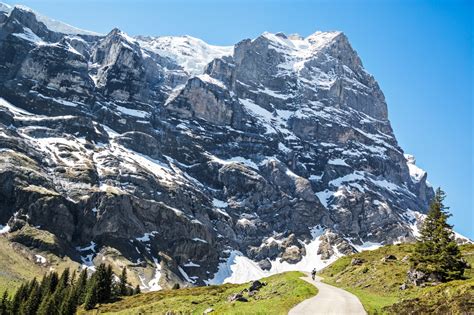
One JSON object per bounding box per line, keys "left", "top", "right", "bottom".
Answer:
{"left": 0, "top": 263, "right": 140, "bottom": 315}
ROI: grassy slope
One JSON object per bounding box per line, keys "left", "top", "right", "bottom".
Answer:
{"left": 0, "top": 236, "right": 44, "bottom": 294}
{"left": 79, "top": 271, "right": 317, "bottom": 315}
{"left": 387, "top": 278, "right": 474, "bottom": 314}
{"left": 318, "top": 243, "right": 474, "bottom": 314}
{"left": 0, "top": 231, "right": 80, "bottom": 295}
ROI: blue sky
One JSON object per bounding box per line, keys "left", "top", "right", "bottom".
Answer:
{"left": 4, "top": 0, "right": 473, "bottom": 238}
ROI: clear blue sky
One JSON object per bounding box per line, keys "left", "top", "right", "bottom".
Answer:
{"left": 4, "top": 0, "right": 473, "bottom": 238}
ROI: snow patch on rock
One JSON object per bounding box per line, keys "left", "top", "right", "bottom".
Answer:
{"left": 205, "top": 226, "right": 341, "bottom": 285}
{"left": 35, "top": 254, "right": 47, "bottom": 264}
{"left": 0, "top": 224, "right": 10, "bottom": 235}
{"left": 405, "top": 154, "right": 426, "bottom": 183}
{"left": 136, "top": 35, "right": 233, "bottom": 75}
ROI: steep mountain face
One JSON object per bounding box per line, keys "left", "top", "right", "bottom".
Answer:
{"left": 0, "top": 3, "right": 436, "bottom": 289}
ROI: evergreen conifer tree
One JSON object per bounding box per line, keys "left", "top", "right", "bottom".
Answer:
{"left": 26, "top": 278, "right": 38, "bottom": 296}
{"left": 49, "top": 284, "right": 66, "bottom": 314}
{"left": 411, "top": 188, "right": 467, "bottom": 281}
{"left": 74, "top": 269, "right": 88, "bottom": 305}
{"left": 49, "top": 271, "right": 59, "bottom": 293}
{"left": 94, "top": 264, "right": 112, "bottom": 303}
{"left": 59, "top": 286, "right": 77, "bottom": 315}
{"left": 119, "top": 267, "right": 128, "bottom": 296}
{"left": 134, "top": 285, "right": 141, "bottom": 295}
{"left": 58, "top": 268, "right": 70, "bottom": 289}
{"left": 20, "top": 283, "right": 41, "bottom": 315}
{"left": 105, "top": 265, "right": 113, "bottom": 299}
{"left": 37, "top": 295, "right": 56, "bottom": 315}
{"left": 11, "top": 283, "right": 28, "bottom": 314}
{"left": 83, "top": 278, "right": 98, "bottom": 311}
{"left": 69, "top": 270, "right": 76, "bottom": 286}
{"left": 0, "top": 291, "right": 9, "bottom": 315}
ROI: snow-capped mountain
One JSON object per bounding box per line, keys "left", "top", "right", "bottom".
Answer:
{"left": 0, "top": 2, "right": 100, "bottom": 36}
{"left": 1, "top": 3, "right": 464, "bottom": 289}
{"left": 136, "top": 35, "right": 233, "bottom": 76}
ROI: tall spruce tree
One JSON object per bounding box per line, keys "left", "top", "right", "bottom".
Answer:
{"left": 20, "top": 283, "right": 41, "bottom": 315}
{"left": 411, "top": 188, "right": 467, "bottom": 281}
{"left": 95, "top": 264, "right": 107, "bottom": 302}
{"left": 119, "top": 267, "right": 128, "bottom": 296}
{"left": 83, "top": 278, "right": 98, "bottom": 311}
{"left": 59, "top": 286, "right": 77, "bottom": 315}
{"left": 58, "top": 268, "right": 70, "bottom": 289}
{"left": 11, "top": 283, "right": 28, "bottom": 314}
{"left": 105, "top": 265, "right": 113, "bottom": 300}
{"left": 37, "top": 294, "right": 56, "bottom": 315}
{"left": 74, "top": 268, "right": 88, "bottom": 305}
{"left": 95, "top": 264, "right": 113, "bottom": 302}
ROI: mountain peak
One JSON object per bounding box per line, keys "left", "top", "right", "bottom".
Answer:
{"left": 107, "top": 27, "right": 136, "bottom": 44}
{"left": 1, "top": 2, "right": 100, "bottom": 36}
{"left": 305, "top": 30, "right": 342, "bottom": 45}
{"left": 258, "top": 30, "right": 342, "bottom": 53}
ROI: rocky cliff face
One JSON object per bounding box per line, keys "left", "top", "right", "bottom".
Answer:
{"left": 0, "top": 3, "right": 437, "bottom": 289}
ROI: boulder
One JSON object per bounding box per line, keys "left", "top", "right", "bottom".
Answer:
{"left": 227, "top": 293, "right": 248, "bottom": 303}
{"left": 381, "top": 255, "right": 397, "bottom": 262}
{"left": 249, "top": 280, "right": 265, "bottom": 292}
{"left": 406, "top": 268, "right": 442, "bottom": 286}
{"left": 257, "top": 259, "right": 272, "bottom": 271}
{"left": 351, "top": 258, "right": 364, "bottom": 266}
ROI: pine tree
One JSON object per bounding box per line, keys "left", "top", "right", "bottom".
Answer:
{"left": 49, "top": 284, "right": 66, "bottom": 314}
{"left": 36, "top": 270, "right": 63, "bottom": 315}
{"left": 134, "top": 285, "right": 141, "bottom": 295}
{"left": 38, "top": 274, "right": 50, "bottom": 296}
{"left": 95, "top": 264, "right": 106, "bottom": 302}
{"left": 20, "top": 282, "right": 41, "bottom": 315}
{"left": 411, "top": 188, "right": 467, "bottom": 282}
{"left": 105, "top": 265, "right": 113, "bottom": 300}
{"left": 58, "top": 268, "right": 70, "bottom": 288}
{"left": 37, "top": 294, "right": 56, "bottom": 315}
{"left": 92, "top": 264, "right": 113, "bottom": 303}
{"left": 26, "top": 278, "right": 38, "bottom": 296}
{"left": 11, "top": 283, "right": 28, "bottom": 314}
{"left": 69, "top": 270, "right": 77, "bottom": 286}
{"left": 0, "top": 291, "right": 9, "bottom": 315}
{"left": 83, "top": 278, "right": 98, "bottom": 311}
{"left": 119, "top": 267, "right": 128, "bottom": 296}
{"left": 74, "top": 269, "right": 88, "bottom": 305}
{"left": 38, "top": 271, "right": 59, "bottom": 299}
{"left": 59, "top": 287, "right": 77, "bottom": 315}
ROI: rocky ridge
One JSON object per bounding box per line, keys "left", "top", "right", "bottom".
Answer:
{"left": 0, "top": 3, "right": 441, "bottom": 289}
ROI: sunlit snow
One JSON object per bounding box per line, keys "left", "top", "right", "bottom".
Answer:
{"left": 136, "top": 35, "right": 233, "bottom": 76}
{"left": 205, "top": 226, "right": 341, "bottom": 285}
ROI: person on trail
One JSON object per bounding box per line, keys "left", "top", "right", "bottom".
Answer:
{"left": 311, "top": 268, "right": 316, "bottom": 280}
